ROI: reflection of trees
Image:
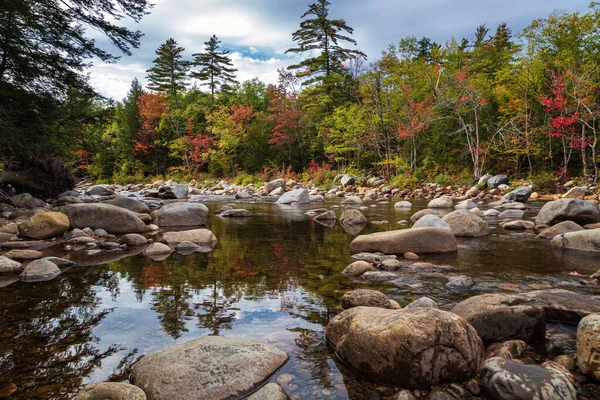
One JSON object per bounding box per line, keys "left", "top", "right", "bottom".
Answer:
{"left": 0, "top": 268, "right": 118, "bottom": 400}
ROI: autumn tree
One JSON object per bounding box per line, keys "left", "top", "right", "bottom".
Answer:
{"left": 191, "top": 35, "right": 238, "bottom": 107}
{"left": 146, "top": 38, "right": 189, "bottom": 109}
{"left": 286, "top": 0, "right": 366, "bottom": 110}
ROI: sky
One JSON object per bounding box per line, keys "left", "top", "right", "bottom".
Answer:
{"left": 89, "top": 0, "right": 592, "bottom": 101}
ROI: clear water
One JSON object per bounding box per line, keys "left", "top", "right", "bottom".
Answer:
{"left": 0, "top": 199, "right": 598, "bottom": 399}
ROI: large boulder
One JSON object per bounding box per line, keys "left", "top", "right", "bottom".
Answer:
{"left": 502, "top": 186, "right": 532, "bottom": 203}
{"left": 487, "top": 175, "right": 509, "bottom": 189}
{"left": 412, "top": 214, "right": 451, "bottom": 230}
{"left": 451, "top": 294, "right": 546, "bottom": 343}
{"left": 524, "top": 289, "right": 600, "bottom": 324}
{"left": 0, "top": 256, "right": 23, "bottom": 275}
{"left": 577, "top": 313, "right": 600, "bottom": 380}
{"left": 535, "top": 199, "right": 600, "bottom": 226}
{"left": 339, "top": 209, "right": 368, "bottom": 225}
{"left": 442, "top": 210, "right": 489, "bottom": 237}
{"left": 350, "top": 228, "right": 457, "bottom": 254}
{"left": 159, "top": 184, "right": 188, "bottom": 199}
{"left": 481, "top": 357, "right": 576, "bottom": 400}
{"left": 563, "top": 186, "right": 588, "bottom": 199}
{"left": 265, "top": 178, "right": 285, "bottom": 193}
{"left": 61, "top": 203, "right": 146, "bottom": 234}
{"left": 17, "top": 212, "right": 70, "bottom": 239}
{"left": 160, "top": 229, "right": 217, "bottom": 245}
{"left": 340, "top": 174, "right": 357, "bottom": 186}
{"left": 19, "top": 259, "right": 61, "bottom": 282}
{"left": 537, "top": 221, "right": 584, "bottom": 239}
{"left": 428, "top": 196, "right": 453, "bottom": 208}
{"left": 130, "top": 336, "right": 288, "bottom": 400}
{"left": 106, "top": 197, "right": 151, "bottom": 214}
{"left": 10, "top": 193, "right": 46, "bottom": 209}
{"left": 153, "top": 203, "right": 209, "bottom": 227}
{"left": 276, "top": 189, "right": 310, "bottom": 205}
{"left": 340, "top": 289, "right": 398, "bottom": 310}
{"left": 73, "top": 382, "right": 147, "bottom": 400}
{"left": 551, "top": 229, "right": 600, "bottom": 253}
{"left": 326, "top": 307, "right": 483, "bottom": 388}
{"left": 85, "top": 185, "right": 114, "bottom": 196}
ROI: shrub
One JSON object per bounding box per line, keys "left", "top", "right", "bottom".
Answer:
{"left": 529, "top": 171, "right": 558, "bottom": 193}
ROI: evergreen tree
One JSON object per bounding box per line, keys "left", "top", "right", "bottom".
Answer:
{"left": 191, "top": 35, "right": 238, "bottom": 107}
{"left": 285, "top": 0, "right": 366, "bottom": 104}
{"left": 114, "top": 78, "right": 143, "bottom": 171}
{"left": 146, "top": 38, "right": 188, "bottom": 109}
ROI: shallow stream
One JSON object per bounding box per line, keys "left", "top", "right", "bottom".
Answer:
{"left": 0, "top": 198, "right": 598, "bottom": 399}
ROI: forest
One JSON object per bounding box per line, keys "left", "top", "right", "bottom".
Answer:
{"left": 1, "top": 0, "right": 599, "bottom": 196}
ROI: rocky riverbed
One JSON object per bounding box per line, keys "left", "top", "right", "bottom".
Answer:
{"left": 0, "top": 175, "right": 599, "bottom": 399}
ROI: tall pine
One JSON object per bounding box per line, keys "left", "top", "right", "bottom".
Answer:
{"left": 146, "top": 38, "right": 188, "bottom": 109}
{"left": 191, "top": 35, "right": 238, "bottom": 107}
{"left": 286, "top": 0, "right": 365, "bottom": 108}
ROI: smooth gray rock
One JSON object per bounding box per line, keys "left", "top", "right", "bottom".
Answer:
{"left": 394, "top": 201, "right": 412, "bottom": 208}
{"left": 412, "top": 214, "right": 451, "bottom": 230}
{"left": 153, "top": 203, "right": 209, "bottom": 227}
{"left": 443, "top": 210, "right": 489, "bottom": 237}
{"left": 481, "top": 357, "right": 576, "bottom": 400}
{"left": 498, "top": 209, "right": 524, "bottom": 219}
{"left": 524, "top": 289, "right": 600, "bottom": 324}
{"left": 502, "top": 186, "right": 532, "bottom": 203}
{"left": 340, "top": 174, "right": 357, "bottom": 186}
{"left": 339, "top": 209, "right": 368, "bottom": 225}
{"left": 537, "top": 221, "right": 584, "bottom": 239}
{"left": 106, "top": 197, "right": 151, "bottom": 214}
{"left": 351, "top": 228, "right": 457, "bottom": 254}
{"left": 19, "top": 259, "right": 61, "bottom": 282}
{"left": 276, "top": 189, "right": 310, "bottom": 205}
{"left": 61, "top": 203, "right": 146, "bottom": 234}
{"left": 117, "top": 233, "right": 148, "bottom": 246}
{"left": 342, "top": 261, "right": 374, "bottom": 276}
{"left": 85, "top": 185, "right": 114, "bottom": 196}
{"left": 0, "top": 256, "right": 23, "bottom": 275}
{"left": 314, "top": 210, "right": 336, "bottom": 221}
{"left": 41, "top": 257, "right": 75, "bottom": 267}
{"left": 220, "top": 209, "right": 251, "bottom": 218}
{"left": 428, "top": 196, "right": 453, "bottom": 209}
{"left": 446, "top": 275, "right": 474, "bottom": 289}
{"left": 487, "top": 175, "right": 509, "bottom": 189}
{"left": 405, "top": 297, "right": 439, "bottom": 309}
{"left": 551, "top": 229, "right": 600, "bottom": 253}
{"left": 536, "top": 199, "right": 600, "bottom": 226}
{"left": 265, "top": 178, "right": 285, "bottom": 193}
{"left": 451, "top": 294, "right": 546, "bottom": 343}
{"left": 159, "top": 184, "right": 188, "bottom": 199}
{"left": 160, "top": 229, "right": 217, "bottom": 245}
{"left": 577, "top": 313, "right": 600, "bottom": 380}
{"left": 455, "top": 199, "right": 477, "bottom": 209}
{"left": 130, "top": 336, "right": 288, "bottom": 400}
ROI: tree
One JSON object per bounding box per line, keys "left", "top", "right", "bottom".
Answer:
{"left": 146, "top": 38, "right": 188, "bottom": 109}
{"left": 191, "top": 35, "right": 238, "bottom": 107}
{"left": 285, "top": 0, "right": 366, "bottom": 108}
{"left": 0, "top": 0, "right": 151, "bottom": 193}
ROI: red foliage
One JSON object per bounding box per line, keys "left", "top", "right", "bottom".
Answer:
{"left": 135, "top": 92, "right": 168, "bottom": 155}
{"left": 185, "top": 118, "right": 214, "bottom": 167}
{"left": 266, "top": 70, "right": 304, "bottom": 148}
{"left": 540, "top": 74, "right": 582, "bottom": 144}
{"left": 397, "top": 90, "right": 435, "bottom": 139}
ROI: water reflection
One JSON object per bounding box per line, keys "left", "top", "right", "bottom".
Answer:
{"left": 0, "top": 199, "right": 598, "bottom": 399}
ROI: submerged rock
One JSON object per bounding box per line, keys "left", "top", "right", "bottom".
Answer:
{"left": 130, "top": 336, "right": 288, "bottom": 400}
{"left": 342, "top": 261, "right": 374, "bottom": 277}
{"left": 350, "top": 228, "right": 457, "bottom": 254}
{"left": 326, "top": 307, "right": 483, "bottom": 389}
{"left": 340, "top": 289, "right": 398, "bottom": 310}
{"left": 405, "top": 297, "right": 438, "bottom": 309}
{"left": 451, "top": 294, "right": 546, "bottom": 343}
{"left": 481, "top": 357, "right": 576, "bottom": 400}
{"left": 247, "top": 383, "right": 287, "bottom": 400}
{"left": 219, "top": 209, "right": 251, "bottom": 218}
{"left": 73, "top": 382, "right": 147, "bottom": 400}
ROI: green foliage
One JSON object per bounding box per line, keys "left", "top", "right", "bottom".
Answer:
{"left": 232, "top": 172, "right": 262, "bottom": 186}
{"left": 529, "top": 171, "right": 558, "bottom": 193}
{"left": 146, "top": 38, "right": 189, "bottom": 108}
{"left": 388, "top": 174, "right": 420, "bottom": 189}
{"left": 191, "top": 35, "right": 238, "bottom": 106}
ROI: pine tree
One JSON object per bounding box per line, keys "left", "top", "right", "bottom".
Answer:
{"left": 191, "top": 35, "right": 238, "bottom": 107}
{"left": 285, "top": 0, "right": 366, "bottom": 103}
{"left": 146, "top": 38, "right": 188, "bottom": 109}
